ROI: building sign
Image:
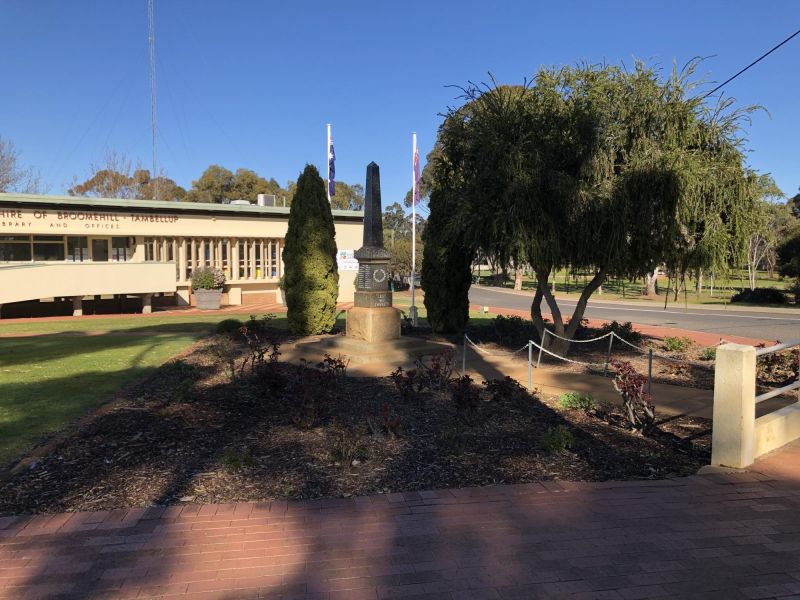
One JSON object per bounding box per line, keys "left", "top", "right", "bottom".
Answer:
{"left": 337, "top": 249, "right": 358, "bottom": 271}
{"left": 0, "top": 208, "right": 179, "bottom": 233}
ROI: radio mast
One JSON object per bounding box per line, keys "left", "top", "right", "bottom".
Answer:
{"left": 147, "top": 0, "right": 159, "bottom": 200}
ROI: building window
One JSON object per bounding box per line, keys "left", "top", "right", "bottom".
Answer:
{"left": 67, "top": 236, "right": 89, "bottom": 262}
{"left": 0, "top": 235, "right": 32, "bottom": 261}
{"left": 112, "top": 237, "right": 130, "bottom": 262}
{"left": 32, "top": 235, "right": 65, "bottom": 261}
{"left": 144, "top": 238, "right": 155, "bottom": 261}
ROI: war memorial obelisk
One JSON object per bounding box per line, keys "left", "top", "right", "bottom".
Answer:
{"left": 346, "top": 162, "right": 401, "bottom": 342}
{"left": 289, "top": 161, "right": 447, "bottom": 372}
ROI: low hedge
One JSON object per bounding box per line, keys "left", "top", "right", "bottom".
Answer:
{"left": 730, "top": 288, "right": 787, "bottom": 305}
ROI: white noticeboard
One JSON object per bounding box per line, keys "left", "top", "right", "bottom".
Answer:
{"left": 337, "top": 250, "right": 358, "bottom": 271}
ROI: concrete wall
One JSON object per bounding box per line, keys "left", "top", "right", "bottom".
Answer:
{"left": 0, "top": 263, "right": 176, "bottom": 305}
{"left": 712, "top": 343, "right": 800, "bottom": 468}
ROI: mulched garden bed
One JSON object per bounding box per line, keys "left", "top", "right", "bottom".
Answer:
{"left": 0, "top": 325, "right": 711, "bottom": 515}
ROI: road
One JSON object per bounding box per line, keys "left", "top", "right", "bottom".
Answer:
{"left": 469, "top": 286, "right": 800, "bottom": 342}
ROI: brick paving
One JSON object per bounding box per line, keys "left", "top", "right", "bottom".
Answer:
{"left": 2, "top": 441, "right": 800, "bottom": 599}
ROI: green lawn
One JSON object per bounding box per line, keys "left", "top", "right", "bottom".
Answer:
{"left": 0, "top": 303, "right": 495, "bottom": 468}
{"left": 473, "top": 269, "right": 799, "bottom": 308}
{"left": 0, "top": 312, "right": 283, "bottom": 466}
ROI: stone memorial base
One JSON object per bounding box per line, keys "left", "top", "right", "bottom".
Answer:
{"left": 346, "top": 306, "right": 400, "bottom": 343}
{"left": 286, "top": 334, "right": 452, "bottom": 376}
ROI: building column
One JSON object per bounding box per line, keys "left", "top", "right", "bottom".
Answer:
{"left": 190, "top": 238, "right": 197, "bottom": 275}
{"left": 131, "top": 236, "right": 145, "bottom": 262}
{"left": 179, "top": 238, "right": 187, "bottom": 282}
{"left": 259, "top": 240, "right": 265, "bottom": 279}
{"left": 72, "top": 296, "right": 83, "bottom": 317}
{"left": 161, "top": 238, "right": 169, "bottom": 263}
{"left": 231, "top": 238, "right": 239, "bottom": 281}
{"left": 249, "top": 239, "right": 256, "bottom": 280}
{"left": 141, "top": 293, "right": 153, "bottom": 314}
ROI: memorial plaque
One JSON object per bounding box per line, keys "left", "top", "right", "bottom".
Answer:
{"left": 355, "top": 290, "right": 392, "bottom": 308}
{"left": 357, "top": 264, "right": 389, "bottom": 291}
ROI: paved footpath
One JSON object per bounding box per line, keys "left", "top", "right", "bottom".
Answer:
{"left": 2, "top": 442, "right": 800, "bottom": 600}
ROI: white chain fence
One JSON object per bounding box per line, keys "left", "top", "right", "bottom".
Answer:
{"left": 462, "top": 326, "right": 725, "bottom": 392}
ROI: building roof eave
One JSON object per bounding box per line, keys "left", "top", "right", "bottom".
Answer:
{"left": 0, "top": 193, "right": 365, "bottom": 221}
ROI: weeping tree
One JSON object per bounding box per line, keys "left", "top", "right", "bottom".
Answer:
{"left": 427, "top": 61, "right": 755, "bottom": 354}
{"left": 283, "top": 164, "right": 339, "bottom": 334}
{"left": 660, "top": 97, "right": 762, "bottom": 303}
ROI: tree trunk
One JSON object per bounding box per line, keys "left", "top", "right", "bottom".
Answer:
{"left": 645, "top": 267, "right": 659, "bottom": 296}
{"left": 531, "top": 266, "right": 606, "bottom": 356}
{"left": 696, "top": 268, "right": 703, "bottom": 299}
{"left": 514, "top": 267, "right": 523, "bottom": 291}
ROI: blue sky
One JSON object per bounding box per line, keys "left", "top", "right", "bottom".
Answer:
{"left": 3, "top": 0, "right": 799, "bottom": 210}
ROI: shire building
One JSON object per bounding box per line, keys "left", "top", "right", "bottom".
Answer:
{"left": 0, "top": 193, "right": 363, "bottom": 318}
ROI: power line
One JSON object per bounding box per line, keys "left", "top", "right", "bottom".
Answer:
{"left": 702, "top": 27, "right": 800, "bottom": 99}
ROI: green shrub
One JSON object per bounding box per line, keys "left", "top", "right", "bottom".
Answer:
{"left": 558, "top": 391, "right": 595, "bottom": 412}
{"left": 216, "top": 318, "right": 244, "bottom": 336}
{"left": 449, "top": 374, "right": 481, "bottom": 424}
{"left": 789, "top": 280, "right": 800, "bottom": 304}
{"left": 191, "top": 267, "right": 225, "bottom": 290}
{"left": 492, "top": 315, "right": 540, "bottom": 347}
{"left": 663, "top": 336, "right": 692, "bottom": 352}
{"left": 598, "top": 320, "right": 642, "bottom": 345}
{"left": 731, "top": 287, "right": 787, "bottom": 305}
{"left": 283, "top": 164, "right": 339, "bottom": 335}
{"left": 700, "top": 347, "right": 717, "bottom": 361}
{"left": 243, "top": 313, "right": 276, "bottom": 334}
{"left": 541, "top": 425, "right": 574, "bottom": 453}
{"left": 482, "top": 376, "right": 530, "bottom": 403}
{"left": 330, "top": 422, "right": 367, "bottom": 465}
{"left": 207, "top": 336, "right": 239, "bottom": 382}
{"left": 221, "top": 447, "right": 255, "bottom": 472}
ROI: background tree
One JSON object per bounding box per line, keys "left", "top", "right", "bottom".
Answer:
{"left": 778, "top": 225, "right": 800, "bottom": 278}
{"left": 788, "top": 188, "right": 800, "bottom": 219}
{"left": 382, "top": 202, "right": 425, "bottom": 282}
{"left": 383, "top": 202, "right": 412, "bottom": 242}
{"left": 330, "top": 181, "right": 365, "bottom": 211}
{"left": 184, "top": 165, "right": 235, "bottom": 203}
{"left": 282, "top": 164, "right": 339, "bottom": 334}
{"left": 744, "top": 175, "right": 786, "bottom": 289}
{"left": 0, "top": 137, "right": 42, "bottom": 193}
{"left": 69, "top": 151, "right": 184, "bottom": 200}
{"left": 428, "top": 62, "right": 756, "bottom": 352}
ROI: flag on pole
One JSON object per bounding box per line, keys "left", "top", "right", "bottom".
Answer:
{"left": 413, "top": 146, "right": 420, "bottom": 204}
{"left": 328, "top": 134, "right": 336, "bottom": 198}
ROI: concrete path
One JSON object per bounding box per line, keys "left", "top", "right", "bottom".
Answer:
{"left": 1, "top": 440, "right": 799, "bottom": 600}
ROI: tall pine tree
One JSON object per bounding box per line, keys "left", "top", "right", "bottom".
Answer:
{"left": 283, "top": 165, "right": 339, "bottom": 334}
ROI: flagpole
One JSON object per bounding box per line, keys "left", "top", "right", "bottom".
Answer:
{"left": 326, "top": 124, "right": 331, "bottom": 203}
{"left": 410, "top": 132, "right": 418, "bottom": 327}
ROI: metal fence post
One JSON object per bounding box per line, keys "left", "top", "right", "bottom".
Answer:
{"left": 528, "top": 341, "right": 533, "bottom": 390}
{"left": 648, "top": 348, "right": 653, "bottom": 396}
{"left": 462, "top": 335, "right": 467, "bottom": 375}
{"left": 604, "top": 334, "right": 614, "bottom": 376}
{"left": 537, "top": 330, "right": 546, "bottom": 369}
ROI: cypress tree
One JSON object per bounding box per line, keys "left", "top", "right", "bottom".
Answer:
{"left": 283, "top": 164, "right": 339, "bottom": 334}
{"left": 421, "top": 187, "right": 473, "bottom": 333}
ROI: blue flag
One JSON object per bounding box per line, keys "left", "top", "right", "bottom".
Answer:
{"left": 328, "top": 138, "right": 336, "bottom": 197}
